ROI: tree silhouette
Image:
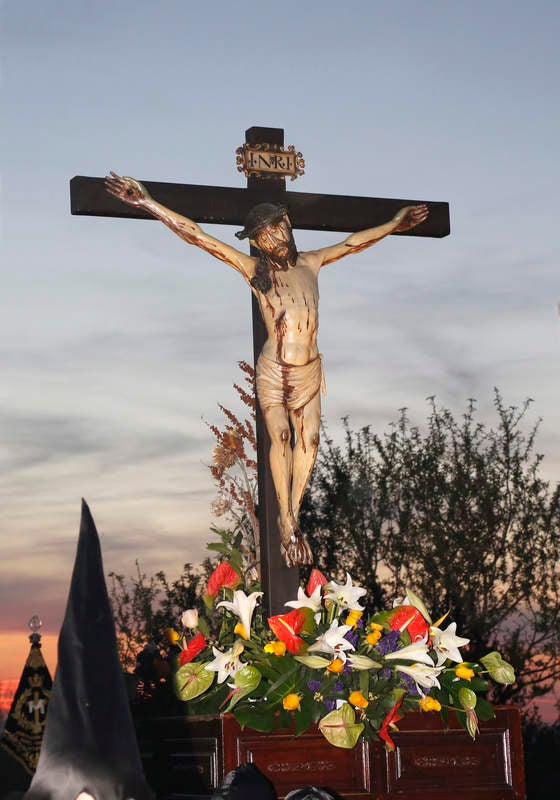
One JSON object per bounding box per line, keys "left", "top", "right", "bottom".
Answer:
{"left": 300, "top": 392, "right": 560, "bottom": 713}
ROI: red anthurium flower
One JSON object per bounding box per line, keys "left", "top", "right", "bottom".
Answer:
{"left": 206, "top": 562, "right": 241, "bottom": 598}
{"left": 379, "top": 697, "right": 404, "bottom": 751}
{"left": 268, "top": 609, "right": 308, "bottom": 654}
{"left": 178, "top": 632, "right": 207, "bottom": 665}
{"left": 306, "top": 568, "right": 328, "bottom": 596}
{"left": 388, "top": 605, "right": 430, "bottom": 642}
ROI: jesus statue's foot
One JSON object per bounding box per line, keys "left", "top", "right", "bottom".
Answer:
{"left": 279, "top": 517, "right": 313, "bottom": 568}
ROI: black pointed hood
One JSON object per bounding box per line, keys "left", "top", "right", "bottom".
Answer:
{"left": 24, "top": 500, "right": 153, "bottom": 800}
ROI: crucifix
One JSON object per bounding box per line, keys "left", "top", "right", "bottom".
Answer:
{"left": 70, "top": 126, "right": 449, "bottom": 616}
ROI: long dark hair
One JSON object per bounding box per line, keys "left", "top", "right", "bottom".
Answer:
{"left": 250, "top": 256, "right": 273, "bottom": 293}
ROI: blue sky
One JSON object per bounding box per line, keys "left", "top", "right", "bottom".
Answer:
{"left": 1, "top": 1, "right": 559, "bottom": 659}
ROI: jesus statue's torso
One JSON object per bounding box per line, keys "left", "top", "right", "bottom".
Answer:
{"left": 253, "top": 251, "right": 321, "bottom": 367}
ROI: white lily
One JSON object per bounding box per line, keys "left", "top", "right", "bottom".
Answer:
{"left": 217, "top": 590, "right": 263, "bottom": 640}
{"left": 285, "top": 585, "right": 323, "bottom": 614}
{"left": 348, "top": 654, "right": 382, "bottom": 670}
{"left": 295, "top": 654, "right": 332, "bottom": 669}
{"left": 383, "top": 637, "right": 434, "bottom": 666}
{"left": 206, "top": 642, "right": 244, "bottom": 684}
{"left": 324, "top": 573, "right": 366, "bottom": 611}
{"left": 308, "top": 619, "right": 355, "bottom": 662}
{"left": 394, "top": 662, "right": 442, "bottom": 692}
{"left": 430, "top": 622, "right": 470, "bottom": 666}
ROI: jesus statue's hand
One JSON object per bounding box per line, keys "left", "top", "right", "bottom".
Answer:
{"left": 105, "top": 172, "right": 151, "bottom": 206}
{"left": 392, "top": 204, "right": 429, "bottom": 232}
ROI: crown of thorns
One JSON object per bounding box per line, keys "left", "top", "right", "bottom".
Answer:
{"left": 235, "top": 203, "right": 289, "bottom": 240}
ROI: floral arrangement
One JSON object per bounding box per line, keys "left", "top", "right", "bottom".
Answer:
{"left": 168, "top": 543, "right": 515, "bottom": 750}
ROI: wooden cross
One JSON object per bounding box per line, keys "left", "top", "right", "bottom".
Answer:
{"left": 70, "top": 125, "right": 449, "bottom": 616}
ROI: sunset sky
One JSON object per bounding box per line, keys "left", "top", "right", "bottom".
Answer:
{"left": 1, "top": 2, "right": 559, "bottom": 717}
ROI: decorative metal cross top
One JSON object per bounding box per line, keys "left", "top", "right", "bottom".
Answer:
{"left": 70, "top": 126, "right": 449, "bottom": 615}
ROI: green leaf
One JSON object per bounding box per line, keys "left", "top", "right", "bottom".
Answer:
{"left": 206, "top": 543, "right": 230, "bottom": 554}
{"left": 318, "top": 702, "right": 364, "bottom": 749}
{"left": 438, "top": 670, "right": 457, "bottom": 690}
{"left": 454, "top": 706, "right": 479, "bottom": 739}
{"left": 469, "top": 676, "right": 489, "bottom": 692}
{"left": 234, "top": 704, "right": 276, "bottom": 732}
{"left": 480, "top": 652, "right": 515, "bottom": 685}
{"left": 174, "top": 662, "right": 214, "bottom": 701}
{"left": 229, "top": 550, "right": 244, "bottom": 575}
{"left": 184, "top": 683, "right": 229, "bottom": 715}
{"left": 465, "top": 708, "right": 479, "bottom": 739}
{"left": 458, "top": 687, "right": 477, "bottom": 710}
{"left": 474, "top": 696, "right": 495, "bottom": 721}
{"left": 224, "top": 665, "right": 262, "bottom": 712}
{"left": 294, "top": 698, "right": 314, "bottom": 736}
{"left": 265, "top": 664, "right": 300, "bottom": 704}
{"left": 359, "top": 668, "right": 370, "bottom": 698}
{"left": 369, "top": 610, "right": 392, "bottom": 629}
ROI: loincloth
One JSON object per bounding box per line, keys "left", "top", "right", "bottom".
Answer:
{"left": 256, "top": 353, "right": 326, "bottom": 412}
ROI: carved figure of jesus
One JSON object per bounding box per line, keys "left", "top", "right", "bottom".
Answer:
{"left": 105, "top": 173, "right": 428, "bottom": 567}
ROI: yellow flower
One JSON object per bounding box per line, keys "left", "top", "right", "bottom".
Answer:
{"left": 234, "top": 622, "right": 247, "bottom": 639}
{"left": 419, "top": 696, "right": 442, "bottom": 712}
{"left": 348, "top": 690, "right": 369, "bottom": 709}
{"left": 327, "top": 658, "right": 345, "bottom": 673}
{"left": 283, "top": 693, "right": 301, "bottom": 711}
{"left": 165, "top": 627, "right": 181, "bottom": 645}
{"left": 346, "top": 610, "right": 363, "bottom": 628}
{"left": 366, "top": 629, "right": 382, "bottom": 646}
{"left": 370, "top": 622, "right": 384, "bottom": 631}
{"left": 264, "top": 641, "right": 287, "bottom": 656}
{"left": 455, "top": 664, "right": 475, "bottom": 681}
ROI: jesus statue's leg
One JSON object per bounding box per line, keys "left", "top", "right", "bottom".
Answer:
{"left": 290, "top": 392, "right": 321, "bottom": 525}
{"left": 263, "top": 403, "right": 312, "bottom": 567}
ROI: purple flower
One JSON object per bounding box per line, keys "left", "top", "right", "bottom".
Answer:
{"left": 400, "top": 672, "right": 420, "bottom": 696}
{"left": 333, "top": 681, "right": 344, "bottom": 692}
{"left": 379, "top": 667, "right": 392, "bottom": 680}
{"left": 343, "top": 660, "right": 353, "bottom": 674}
{"left": 376, "top": 630, "right": 401, "bottom": 656}
{"left": 344, "top": 630, "right": 359, "bottom": 647}
{"left": 308, "top": 680, "right": 321, "bottom": 693}
{"left": 323, "top": 698, "right": 336, "bottom": 711}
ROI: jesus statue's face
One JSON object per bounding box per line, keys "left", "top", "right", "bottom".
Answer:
{"left": 254, "top": 217, "right": 297, "bottom": 268}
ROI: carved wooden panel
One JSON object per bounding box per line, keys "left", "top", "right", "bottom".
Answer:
{"left": 134, "top": 708, "right": 525, "bottom": 800}
{"left": 222, "top": 715, "right": 371, "bottom": 799}
{"left": 370, "top": 707, "right": 525, "bottom": 800}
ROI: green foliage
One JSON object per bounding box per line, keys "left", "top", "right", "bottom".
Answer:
{"left": 109, "top": 526, "right": 255, "bottom": 671}
{"left": 300, "top": 392, "right": 560, "bottom": 715}
{"left": 109, "top": 559, "right": 212, "bottom": 671}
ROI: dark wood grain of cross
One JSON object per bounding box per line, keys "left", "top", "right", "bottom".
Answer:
{"left": 70, "top": 126, "right": 449, "bottom": 615}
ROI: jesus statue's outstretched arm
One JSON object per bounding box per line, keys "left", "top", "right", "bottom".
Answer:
{"left": 311, "top": 204, "right": 429, "bottom": 267}
{"left": 105, "top": 172, "right": 255, "bottom": 280}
